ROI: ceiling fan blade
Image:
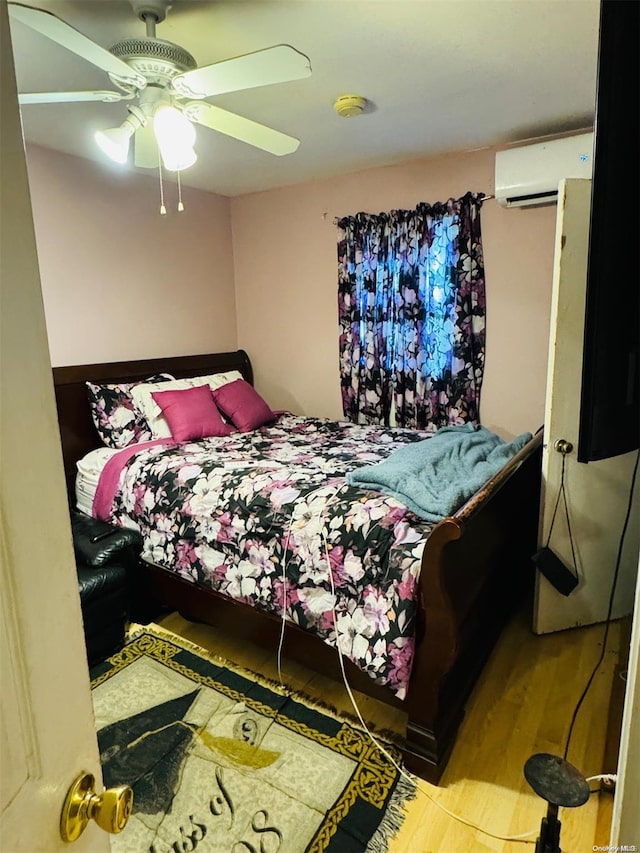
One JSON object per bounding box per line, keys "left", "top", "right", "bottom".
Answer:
{"left": 8, "top": 3, "right": 145, "bottom": 89}
{"left": 183, "top": 101, "right": 300, "bottom": 156}
{"left": 172, "top": 44, "right": 311, "bottom": 100}
{"left": 134, "top": 124, "right": 159, "bottom": 169}
{"left": 18, "top": 90, "right": 129, "bottom": 105}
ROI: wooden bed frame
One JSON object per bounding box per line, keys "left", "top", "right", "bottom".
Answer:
{"left": 53, "top": 349, "right": 543, "bottom": 784}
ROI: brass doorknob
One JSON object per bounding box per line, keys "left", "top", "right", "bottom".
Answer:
{"left": 60, "top": 771, "right": 133, "bottom": 842}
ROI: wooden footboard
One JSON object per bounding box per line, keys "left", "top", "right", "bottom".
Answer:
{"left": 403, "top": 430, "right": 543, "bottom": 781}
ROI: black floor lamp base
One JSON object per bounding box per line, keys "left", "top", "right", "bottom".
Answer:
{"left": 524, "top": 753, "right": 590, "bottom": 853}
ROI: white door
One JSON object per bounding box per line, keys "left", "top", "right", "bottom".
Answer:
{"left": 0, "top": 5, "right": 109, "bottom": 850}
{"left": 534, "top": 178, "right": 640, "bottom": 633}
{"left": 610, "top": 556, "right": 640, "bottom": 846}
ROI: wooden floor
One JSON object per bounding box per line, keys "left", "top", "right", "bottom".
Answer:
{"left": 159, "top": 604, "right": 623, "bottom": 853}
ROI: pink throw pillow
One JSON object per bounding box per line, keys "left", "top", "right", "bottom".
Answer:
{"left": 212, "top": 379, "right": 275, "bottom": 432}
{"left": 151, "top": 384, "right": 233, "bottom": 442}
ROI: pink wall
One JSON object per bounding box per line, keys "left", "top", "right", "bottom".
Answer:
{"left": 27, "top": 143, "right": 557, "bottom": 439}
{"left": 25, "top": 145, "right": 238, "bottom": 366}
{"left": 230, "top": 148, "right": 557, "bottom": 439}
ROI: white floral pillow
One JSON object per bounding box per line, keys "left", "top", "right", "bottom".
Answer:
{"left": 86, "top": 374, "right": 174, "bottom": 448}
{"left": 131, "top": 371, "right": 243, "bottom": 438}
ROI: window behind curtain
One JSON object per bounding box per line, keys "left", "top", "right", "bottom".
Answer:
{"left": 337, "top": 193, "right": 486, "bottom": 430}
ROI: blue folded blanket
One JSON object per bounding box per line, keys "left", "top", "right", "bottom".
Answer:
{"left": 346, "top": 423, "right": 532, "bottom": 522}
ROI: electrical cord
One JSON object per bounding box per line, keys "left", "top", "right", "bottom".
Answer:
{"left": 546, "top": 452, "right": 579, "bottom": 579}
{"left": 322, "top": 534, "right": 539, "bottom": 843}
{"left": 276, "top": 507, "right": 296, "bottom": 686}
{"left": 563, "top": 448, "right": 639, "bottom": 762}
{"left": 272, "top": 450, "right": 638, "bottom": 839}
{"left": 276, "top": 485, "right": 539, "bottom": 843}
{"left": 586, "top": 773, "right": 617, "bottom": 797}
{"left": 586, "top": 774, "right": 617, "bottom": 786}
{"left": 271, "top": 447, "right": 639, "bottom": 839}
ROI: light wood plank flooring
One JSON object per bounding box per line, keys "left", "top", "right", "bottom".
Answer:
{"left": 159, "top": 606, "right": 622, "bottom": 852}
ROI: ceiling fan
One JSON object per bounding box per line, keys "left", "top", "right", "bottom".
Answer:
{"left": 8, "top": 0, "right": 312, "bottom": 171}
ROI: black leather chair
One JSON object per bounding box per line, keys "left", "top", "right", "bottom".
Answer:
{"left": 71, "top": 512, "right": 143, "bottom": 666}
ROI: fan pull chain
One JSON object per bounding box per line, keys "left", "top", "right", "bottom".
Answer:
{"left": 177, "top": 169, "right": 185, "bottom": 212}
{"left": 158, "top": 158, "right": 167, "bottom": 215}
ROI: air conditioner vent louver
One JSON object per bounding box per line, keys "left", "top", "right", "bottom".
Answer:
{"left": 495, "top": 133, "right": 594, "bottom": 208}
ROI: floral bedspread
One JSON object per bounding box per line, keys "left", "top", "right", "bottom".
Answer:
{"left": 103, "top": 414, "right": 436, "bottom": 698}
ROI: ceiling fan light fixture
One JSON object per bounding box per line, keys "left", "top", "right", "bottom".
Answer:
{"left": 94, "top": 125, "right": 133, "bottom": 164}
{"left": 160, "top": 145, "right": 197, "bottom": 172}
{"left": 154, "top": 105, "right": 197, "bottom": 171}
{"left": 95, "top": 105, "right": 146, "bottom": 164}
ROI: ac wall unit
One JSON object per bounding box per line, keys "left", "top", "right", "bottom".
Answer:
{"left": 495, "top": 132, "right": 594, "bottom": 208}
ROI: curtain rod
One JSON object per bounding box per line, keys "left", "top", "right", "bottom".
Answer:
{"left": 332, "top": 194, "right": 495, "bottom": 224}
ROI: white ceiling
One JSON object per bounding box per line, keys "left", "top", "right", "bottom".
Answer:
{"left": 8, "top": 0, "right": 601, "bottom": 197}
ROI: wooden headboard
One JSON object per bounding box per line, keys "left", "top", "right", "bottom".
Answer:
{"left": 52, "top": 350, "right": 253, "bottom": 494}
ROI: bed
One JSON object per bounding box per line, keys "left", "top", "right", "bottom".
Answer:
{"left": 53, "top": 349, "right": 542, "bottom": 784}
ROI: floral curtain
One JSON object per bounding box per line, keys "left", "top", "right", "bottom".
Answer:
{"left": 337, "top": 192, "right": 486, "bottom": 429}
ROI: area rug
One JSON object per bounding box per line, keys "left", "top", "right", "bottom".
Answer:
{"left": 90, "top": 624, "right": 416, "bottom": 852}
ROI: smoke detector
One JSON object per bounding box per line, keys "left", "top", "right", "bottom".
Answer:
{"left": 333, "top": 94, "right": 367, "bottom": 118}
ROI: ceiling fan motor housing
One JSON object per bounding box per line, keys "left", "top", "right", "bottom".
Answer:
{"left": 109, "top": 38, "right": 197, "bottom": 88}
